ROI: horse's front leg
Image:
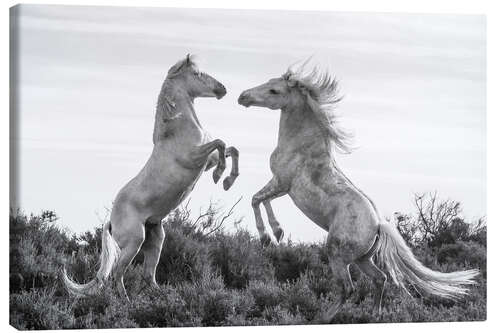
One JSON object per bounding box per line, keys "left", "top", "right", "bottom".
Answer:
{"left": 263, "top": 195, "right": 286, "bottom": 243}
{"left": 204, "top": 146, "right": 239, "bottom": 190}
{"left": 190, "top": 139, "right": 226, "bottom": 183}
{"left": 222, "top": 146, "right": 239, "bottom": 190}
{"left": 252, "top": 177, "right": 287, "bottom": 246}
{"left": 204, "top": 151, "right": 219, "bottom": 171}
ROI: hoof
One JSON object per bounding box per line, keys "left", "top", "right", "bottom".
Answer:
{"left": 313, "top": 315, "right": 331, "bottom": 325}
{"left": 273, "top": 228, "right": 284, "bottom": 243}
{"left": 223, "top": 176, "right": 236, "bottom": 191}
{"left": 212, "top": 169, "right": 223, "bottom": 184}
{"left": 319, "top": 315, "right": 334, "bottom": 325}
{"left": 260, "top": 234, "right": 272, "bottom": 247}
{"left": 372, "top": 305, "right": 383, "bottom": 318}
{"left": 319, "top": 304, "right": 340, "bottom": 324}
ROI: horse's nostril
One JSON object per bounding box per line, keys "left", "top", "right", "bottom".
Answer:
{"left": 214, "top": 84, "right": 227, "bottom": 99}
{"left": 238, "top": 92, "right": 251, "bottom": 106}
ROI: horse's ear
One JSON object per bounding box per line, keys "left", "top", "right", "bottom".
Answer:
{"left": 168, "top": 58, "right": 187, "bottom": 77}
{"left": 283, "top": 71, "right": 292, "bottom": 81}
{"left": 186, "top": 53, "right": 191, "bottom": 65}
{"left": 286, "top": 79, "right": 296, "bottom": 88}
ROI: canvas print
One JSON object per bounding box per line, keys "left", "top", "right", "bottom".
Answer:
{"left": 9, "top": 4, "right": 486, "bottom": 329}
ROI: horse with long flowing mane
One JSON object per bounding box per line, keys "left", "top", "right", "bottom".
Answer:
{"left": 62, "top": 55, "right": 239, "bottom": 300}
{"left": 237, "top": 61, "right": 479, "bottom": 322}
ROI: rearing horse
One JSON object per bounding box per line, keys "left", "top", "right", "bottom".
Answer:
{"left": 63, "top": 55, "right": 239, "bottom": 300}
{"left": 238, "top": 63, "right": 478, "bottom": 322}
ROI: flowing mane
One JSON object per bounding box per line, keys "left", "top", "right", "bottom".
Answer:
{"left": 154, "top": 55, "right": 200, "bottom": 142}
{"left": 283, "top": 63, "right": 353, "bottom": 154}
{"left": 156, "top": 55, "right": 200, "bottom": 124}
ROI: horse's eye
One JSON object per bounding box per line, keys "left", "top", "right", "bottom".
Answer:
{"left": 269, "top": 89, "right": 279, "bottom": 95}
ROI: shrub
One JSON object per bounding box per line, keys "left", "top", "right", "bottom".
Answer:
{"left": 209, "top": 229, "right": 274, "bottom": 289}
{"left": 177, "top": 270, "right": 235, "bottom": 326}
{"left": 265, "top": 242, "right": 323, "bottom": 283}
{"left": 247, "top": 280, "right": 283, "bottom": 316}
{"left": 282, "top": 275, "right": 320, "bottom": 321}
{"left": 9, "top": 197, "right": 487, "bottom": 329}
{"left": 128, "top": 285, "right": 196, "bottom": 327}
{"left": 437, "top": 241, "right": 486, "bottom": 273}
{"left": 10, "top": 287, "right": 74, "bottom": 330}
{"left": 303, "top": 267, "right": 334, "bottom": 298}
{"left": 152, "top": 223, "right": 211, "bottom": 285}
{"left": 262, "top": 305, "right": 303, "bottom": 325}
{"left": 10, "top": 211, "right": 75, "bottom": 295}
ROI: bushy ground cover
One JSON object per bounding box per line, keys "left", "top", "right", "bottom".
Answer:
{"left": 9, "top": 194, "right": 486, "bottom": 329}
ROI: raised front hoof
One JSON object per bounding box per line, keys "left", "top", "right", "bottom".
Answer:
{"left": 273, "top": 228, "right": 284, "bottom": 243}
{"left": 223, "top": 176, "right": 236, "bottom": 191}
{"left": 260, "top": 234, "right": 272, "bottom": 247}
{"left": 212, "top": 169, "right": 223, "bottom": 184}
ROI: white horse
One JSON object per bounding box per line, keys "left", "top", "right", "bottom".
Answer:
{"left": 63, "top": 55, "right": 239, "bottom": 300}
{"left": 238, "top": 63, "right": 479, "bottom": 322}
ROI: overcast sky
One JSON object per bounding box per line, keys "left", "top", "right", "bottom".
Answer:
{"left": 13, "top": 4, "right": 486, "bottom": 242}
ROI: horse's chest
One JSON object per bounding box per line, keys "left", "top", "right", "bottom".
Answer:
{"left": 270, "top": 149, "right": 286, "bottom": 173}
{"left": 199, "top": 130, "right": 212, "bottom": 145}
{"left": 288, "top": 180, "right": 331, "bottom": 231}
{"left": 270, "top": 148, "right": 301, "bottom": 183}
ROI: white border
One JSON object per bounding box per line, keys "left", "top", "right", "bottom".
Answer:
{"left": 2, "top": 1, "right": 498, "bottom": 333}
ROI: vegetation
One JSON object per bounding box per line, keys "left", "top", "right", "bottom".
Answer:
{"left": 9, "top": 193, "right": 486, "bottom": 329}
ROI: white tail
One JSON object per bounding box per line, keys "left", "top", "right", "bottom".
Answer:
{"left": 62, "top": 221, "right": 121, "bottom": 296}
{"left": 376, "top": 222, "right": 479, "bottom": 299}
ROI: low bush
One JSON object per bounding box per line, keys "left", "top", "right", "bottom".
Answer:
{"left": 9, "top": 195, "right": 486, "bottom": 328}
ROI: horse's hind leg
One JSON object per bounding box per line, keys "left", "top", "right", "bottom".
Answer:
{"left": 223, "top": 146, "right": 239, "bottom": 190}
{"left": 356, "top": 257, "right": 387, "bottom": 315}
{"left": 321, "top": 231, "right": 357, "bottom": 323}
{"left": 112, "top": 219, "right": 145, "bottom": 301}
{"left": 346, "top": 263, "right": 355, "bottom": 291}
{"left": 197, "top": 139, "right": 226, "bottom": 183}
{"left": 321, "top": 256, "right": 354, "bottom": 323}
{"left": 141, "top": 222, "right": 165, "bottom": 288}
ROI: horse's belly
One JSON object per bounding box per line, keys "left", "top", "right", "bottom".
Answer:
{"left": 154, "top": 183, "right": 196, "bottom": 216}
{"left": 153, "top": 167, "right": 203, "bottom": 213}
{"left": 131, "top": 157, "right": 204, "bottom": 218}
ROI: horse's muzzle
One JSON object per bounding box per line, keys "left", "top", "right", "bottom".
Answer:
{"left": 238, "top": 91, "right": 252, "bottom": 107}
{"left": 214, "top": 83, "right": 227, "bottom": 100}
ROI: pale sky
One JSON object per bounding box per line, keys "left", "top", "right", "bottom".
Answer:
{"left": 13, "top": 4, "right": 486, "bottom": 242}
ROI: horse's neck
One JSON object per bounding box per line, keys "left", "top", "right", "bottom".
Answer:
{"left": 153, "top": 81, "right": 203, "bottom": 144}
{"left": 277, "top": 105, "right": 331, "bottom": 153}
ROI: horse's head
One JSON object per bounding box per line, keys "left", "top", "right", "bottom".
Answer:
{"left": 167, "top": 54, "right": 226, "bottom": 100}
{"left": 239, "top": 63, "right": 351, "bottom": 153}
{"left": 238, "top": 71, "right": 309, "bottom": 110}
